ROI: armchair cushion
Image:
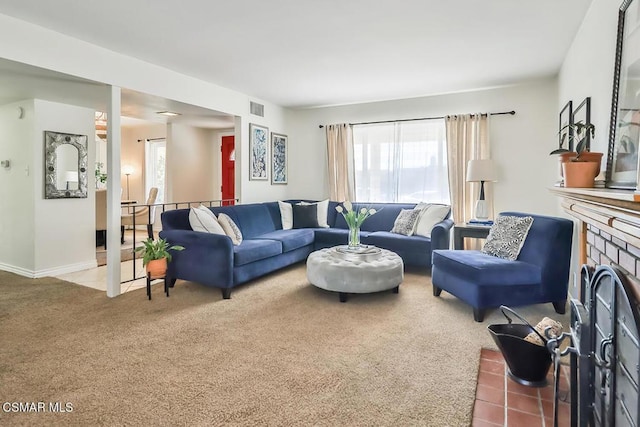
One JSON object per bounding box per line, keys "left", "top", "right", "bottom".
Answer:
{"left": 432, "top": 250, "right": 541, "bottom": 286}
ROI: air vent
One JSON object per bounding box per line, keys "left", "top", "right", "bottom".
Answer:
{"left": 250, "top": 101, "right": 264, "bottom": 117}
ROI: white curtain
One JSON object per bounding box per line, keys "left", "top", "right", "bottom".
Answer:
{"left": 352, "top": 120, "right": 449, "bottom": 203}
{"left": 445, "top": 114, "right": 493, "bottom": 225}
{"left": 325, "top": 123, "right": 354, "bottom": 201}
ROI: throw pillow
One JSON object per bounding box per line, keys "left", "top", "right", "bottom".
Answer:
{"left": 298, "top": 199, "right": 330, "bottom": 228}
{"left": 189, "top": 205, "right": 225, "bottom": 235}
{"left": 218, "top": 213, "right": 243, "bottom": 245}
{"left": 278, "top": 201, "right": 293, "bottom": 230}
{"left": 413, "top": 204, "right": 450, "bottom": 237}
{"left": 390, "top": 209, "right": 422, "bottom": 236}
{"left": 292, "top": 203, "right": 319, "bottom": 228}
{"left": 482, "top": 215, "right": 534, "bottom": 261}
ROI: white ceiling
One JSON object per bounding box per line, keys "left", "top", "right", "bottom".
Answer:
{"left": 0, "top": 0, "right": 593, "bottom": 108}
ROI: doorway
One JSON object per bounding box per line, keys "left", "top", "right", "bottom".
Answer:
{"left": 221, "top": 135, "right": 235, "bottom": 205}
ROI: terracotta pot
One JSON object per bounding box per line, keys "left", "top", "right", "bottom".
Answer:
{"left": 562, "top": 161, "right": 599, "bottom": 188}
{"left": 558, "top": 151, "right": 603, "bottom": 177}
{"left": 146, "top": 258, "right": 167, "bottom": 279}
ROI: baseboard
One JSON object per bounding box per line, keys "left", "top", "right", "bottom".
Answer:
{"left": 0, "top": 260, "right": 97, "bottom": 279}
{"left": 0, "top": 262, "right": 37, "bottom": 278}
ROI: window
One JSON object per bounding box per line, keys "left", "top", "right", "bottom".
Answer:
{"left": 145, "top": 139, "right": 166, "bottom": 204}
{"left": 352, "top": 120, "right": 450, "bottom": 203}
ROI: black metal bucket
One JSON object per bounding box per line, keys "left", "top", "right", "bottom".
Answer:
{"left": 488, "top": 306, "right": 552, "bottom": 387}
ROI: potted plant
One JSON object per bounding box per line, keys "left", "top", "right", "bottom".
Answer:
{"left": 335, "top": 201, "right": 377, "bottom": 249}
{"left": 95, "top": 162, "right": 107, "bottom": 189}
{"left": 135, "top": 237, "right": 184, "bottom": 278}
{"left": 549, "top": 121, "right": 602, "bottom": 188}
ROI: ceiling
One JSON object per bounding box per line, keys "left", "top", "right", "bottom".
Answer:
{"left": 0, "top": 0, "right": 593, "bottom": 108}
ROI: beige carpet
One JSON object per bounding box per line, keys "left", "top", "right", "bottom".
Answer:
{"left": 0, "top": 265, "right": 568, "bottom": 426}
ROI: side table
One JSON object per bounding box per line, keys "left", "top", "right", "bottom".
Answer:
{"left": 453, "top": 223, "right": 491, "bottom": 250}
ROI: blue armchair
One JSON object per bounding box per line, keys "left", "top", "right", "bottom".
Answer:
{"left": 431, "top": 212, "right": 573, "bottom": 322}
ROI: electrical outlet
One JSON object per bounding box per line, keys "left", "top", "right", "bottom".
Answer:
{"left": 0, "top": 160, "right": 10, "bottom": 168}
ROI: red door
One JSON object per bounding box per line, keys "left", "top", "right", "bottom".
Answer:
{"left": 221, "top": 136, "right": 235, "bottom": 206}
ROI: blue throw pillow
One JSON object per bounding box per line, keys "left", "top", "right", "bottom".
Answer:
{"left": 292, "top": 204, "right": 319, "bottom": 228}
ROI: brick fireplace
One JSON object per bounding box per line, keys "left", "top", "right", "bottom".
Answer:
{"left": 552, "top": 187, "right": 640, "bottom": 426}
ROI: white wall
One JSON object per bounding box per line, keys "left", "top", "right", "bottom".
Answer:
{"left": 287, "top": 79, "right": 559, "bottom": 215}
{"left": 33, "top": 100, "right": 96, "bottom": 275}
{"left": 558, "top": 0, "right": 619, "bottom": 157}
{"left": 166, "top": 124, "right": 217, "bottom": 203}
{"left": 0, "top": 100, "right": 36, "bottom": 273}
{"left": 0, "top": 99, "right": 97, "bottom": 277}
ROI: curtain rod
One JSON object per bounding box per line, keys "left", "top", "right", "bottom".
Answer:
{"left": 318, "top": 110, "right": 515, "bottom": 129}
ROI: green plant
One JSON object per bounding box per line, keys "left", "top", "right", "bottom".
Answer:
{"left": 335, "top": 201, "right": 377, "bottom": 228}
{"left": 135, "top": 238, "right": 184, "bottom": 266}
{"left": 95, "top": 162, "right": 107, "bottom": 184}
{"left": 549, "top": 121, "right": 596, "bottom": 161}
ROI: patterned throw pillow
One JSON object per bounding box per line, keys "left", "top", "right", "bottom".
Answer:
{"left": 390, "top": 209, "right": 422, "bottom": 236}
{"left": 218, "top": 213, "right": 243, "bottom": 245}
{"left": 482, "top": 215, "right": 534, "bottom": 261}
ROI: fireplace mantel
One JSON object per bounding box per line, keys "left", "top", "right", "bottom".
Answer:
{"left": 551, "top": 186, "right": 640, "bottom": 298}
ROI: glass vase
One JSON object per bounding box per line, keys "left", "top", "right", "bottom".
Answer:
{"left": 348, "top": 225, "right": 361, "bottom": 249}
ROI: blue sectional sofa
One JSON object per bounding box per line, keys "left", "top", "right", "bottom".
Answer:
{"left": 159, "top": 200, "right": 453, "bottom": 298}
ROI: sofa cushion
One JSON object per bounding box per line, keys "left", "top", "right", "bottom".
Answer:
{"left": 234, "top": 239, "right": 282, "bottom": 266}
{"left": 293, "top": 203, "right": 319, "bottom": 228}
{"left": 278, "top": 201, "right": 294, "bottom": 230}
{"left": 364, "top": 231, "right": 431, "bottom": 254}
{"left": 189, "top": 206, "right": 225, "bottom": 235}
{"left": 298, "top": 199, "right": 330, "bottom": 228}
{"left": 228, "top": 203, "right": 277, "bottom": 238}
{"left": 314, "top": 228, "right": 371, "bottom": 247}
{"left": 333, "top": 203, "right": 418, "bottom": 231}
{"left": 432, "top": 250, "right": 541, "bottom": 286}
{"left": 254, "top": 229, "right": 315, "bottom": 252}
{"left": 218, "top": 213, "right": 243, "bottom": 245}
{"left": 413, "top": 204, "right": 451, "bottom": 237}
{"left": 390, "top": 209, "right": 422, "bottom": 236}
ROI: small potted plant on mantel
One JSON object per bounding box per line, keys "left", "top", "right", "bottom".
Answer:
{"left": 135, "top": 238, "right": 185, "bottom": 278}
{"left": 549, "top": 121, "right": 603, "bottom": 188}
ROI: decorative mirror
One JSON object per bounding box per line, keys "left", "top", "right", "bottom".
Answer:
{"left": 605, "top": 0, "right": 640, "bottom": 189}
{"left": 44, "top": 131, "right": 88, "bottom": 199}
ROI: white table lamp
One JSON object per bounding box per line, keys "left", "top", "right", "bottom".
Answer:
{"left": 466, "top": 159, "right": 497, "bottom": 220}
{"left": 63, "top": 170, "right": 78, "bottom": 190}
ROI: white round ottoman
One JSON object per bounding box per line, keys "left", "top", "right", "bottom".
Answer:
{"left": 306, "top": 246, "right": 404, "bottom": 302}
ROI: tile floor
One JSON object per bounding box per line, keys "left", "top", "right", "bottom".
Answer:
{"left": 56, "top": 230, "right": 155, "bottom": 294}
{"left": 472, "top": 348, "right": 571, "bottom": 427}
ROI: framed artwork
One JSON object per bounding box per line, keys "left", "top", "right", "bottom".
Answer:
{"left": 271, "top": 133, "right": 288, "bottom": 184}
{"left": 249, "top": 123, "right": 269, "bottom": 180}
{"left": 559, "top": 101, "right": 573, "bottom": 151}
{"left": 571, "top": 97, "right": 591, "bottom": 150}
{"left": 606, "top": 0, "right": 640, "bottom": 189}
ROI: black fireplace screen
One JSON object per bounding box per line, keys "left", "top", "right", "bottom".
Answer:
{"left": 567, "top": 265, "right": 640, "bottom": 427}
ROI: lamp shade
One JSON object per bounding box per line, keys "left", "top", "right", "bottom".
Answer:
{"left": 64, "top": 171, "right": 78, "bottom": 182}
{"left": 122, "top": 165, "right": 134, "bottom": 175}
{"left": 466, "top": 159, "right": 497, "bottom": 182}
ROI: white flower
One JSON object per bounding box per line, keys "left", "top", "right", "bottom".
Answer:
{"left": 369, "top": 208, "right": 376, "bottom": 215}
{"left": 343, "top": 201, "right": 352, "bottom": 212}
{"left": 360, "top": 208, "right": 367, "bottom": 214}
{"left": 336, "top": 206, "right": 343, "bottom": 213}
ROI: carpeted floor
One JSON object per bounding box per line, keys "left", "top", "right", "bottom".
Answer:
{"left": 0, "top": 265, "right": 568, "bottom": 426}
